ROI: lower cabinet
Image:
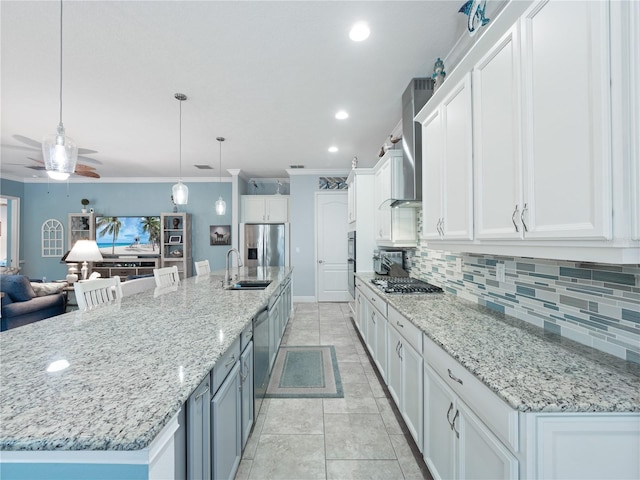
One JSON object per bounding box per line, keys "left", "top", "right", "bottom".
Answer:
{"left": 187, "top": 375, "right": 211, "bottom": 480}
{"left": 212, "top": 361, "right": 242, "bottom": 480}
{"left": 424, "top": 364, "right": 518, "bottom": 480}
{"left": 240, "top": 341, "right": 254, "bottom": 449}
{"left": 387, "top": 324, "right": 423, "bottom": 451}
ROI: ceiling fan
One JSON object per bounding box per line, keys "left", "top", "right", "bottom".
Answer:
{"left": 26, "top": 157, "right": 101, "bottom": 178}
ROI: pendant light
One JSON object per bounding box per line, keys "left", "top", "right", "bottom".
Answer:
{"left": 42, "top": 0, "right": 78, "bottom": 181}
{"left": 215, "top": 137, "right": 227, "bottom": 215}
{"left": 172, "top": 93, "right": 189, "bottom": 205}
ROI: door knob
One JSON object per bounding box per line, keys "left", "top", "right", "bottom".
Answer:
{"left": 318, "top": 260, "right": 324, "bottom": 264}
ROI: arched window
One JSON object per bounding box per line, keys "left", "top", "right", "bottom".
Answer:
{"left": 42, "top": 219, "right": 64, "bottom": 257}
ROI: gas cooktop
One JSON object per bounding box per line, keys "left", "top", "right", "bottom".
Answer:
{"left": 371, "top": 277, "right": 444, "bottom": 294}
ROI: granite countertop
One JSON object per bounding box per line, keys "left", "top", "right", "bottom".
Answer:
{"left": 356, "top": 273, "right": 640, "bottom": 414}
{"left": 0, "top": 267, "right": 292, "bottom": 452}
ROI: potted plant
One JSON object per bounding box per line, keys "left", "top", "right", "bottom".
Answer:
{"left": 81, "top": 198, "right": 90, "bottom": 213}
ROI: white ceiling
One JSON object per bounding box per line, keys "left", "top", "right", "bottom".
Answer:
{"left": 1, "top": 1, "right": 465, "bottom": 182}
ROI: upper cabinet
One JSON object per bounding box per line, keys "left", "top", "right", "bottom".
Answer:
{"left": 373, "top": 151, "right": 417, "bottom": 247}
{"left": 421, "top": 74, "right": 474, "bottom": 242}
{"left": 241, "top": 195, "right": 289, "bottom": 223}
{"left": 416, "top": 0, "right": 639, "bottom": 263}
{"left": 518, "top": 0, "right": 611, "bottom": 240}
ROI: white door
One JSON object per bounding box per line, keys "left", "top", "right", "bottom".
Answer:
{"left": 316, "top": 192, "right": 349, "bottom": 302}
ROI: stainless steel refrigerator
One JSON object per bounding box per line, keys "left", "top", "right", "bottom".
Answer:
{"left": 242, "top": 224, "right": 287, "bottom": 267}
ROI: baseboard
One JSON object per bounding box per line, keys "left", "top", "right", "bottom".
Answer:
{"left": 293, "top": 295, "right": 316, "bottom": 303}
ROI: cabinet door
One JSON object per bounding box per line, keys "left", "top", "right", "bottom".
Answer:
{"left": 187, "top": 374, "right": 211, "bottom": 480}
{"left": 387, "top": 326, "right": 403, "bottom": 408}
{"left": 375, "top": 165, "right": 392, "bottom": 241}
{"left": 347, "top": 178, "right": 356, "bottom": 224}
{"left": 243, "top": 197, "right": 266, "bottom": 222}
{"left": 402, "top": 341, "right": 423, "bottom": 452}
{"left": 457, "top": 402, "right": 518, "bottom": 480}
{"left": 69, "top": 213, "right": 95, "bottom": 250}
{"left": 355, "top": 288, "right": 367, "bottom": 338}
{"left": 424, "top": 365, "right": 457, "bottom": 480}
{"left": 365, "top": 305, "right": 377, "bottom": 358}
{"left": 442, "top": 74, "right": 474, "bottom": 240}
{"left": 240, "top": 342, "right": 254, "bottom": 450}
{"left": 473, "top": 26, "right": 524, "bottom": 240}
{"left": 266, "top": 197, "right": 289, "bottom": 222}
{"left": 421, "top": 109, "right": 444, "bottom": 240}
{"left": 390, "top": 208, "right": 417, "bottom": 244}
{"left": 373, "top": 309, "right": 387, "bottom": 383}
{"left": 212, "top": 362, "right": 241, "bottom": 480}
{"left": 520, "top": 0, "right": 611, "bottom": 240}
{"left": 268, "top": 298, "right": 281, "bottom": 371}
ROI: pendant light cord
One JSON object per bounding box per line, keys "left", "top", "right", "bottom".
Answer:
{"left": 179, "top": 99, "right": 182, "bottom": 181}
{"left": 58, "top": 0, "right": 64, "bottom": 126}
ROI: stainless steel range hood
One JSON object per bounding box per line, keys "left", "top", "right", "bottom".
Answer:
{"left": 386, "top": 78, "right": 434, "bottom": 208}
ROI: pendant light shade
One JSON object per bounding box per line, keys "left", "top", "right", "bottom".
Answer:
{"left": 43, "top": 0, "right": 78, "bottom": 181}
{"left": 216, "top": 136, "right": 227, "bottom": 215}
{"left": 172, "top": 93, "right": 188, "bottom": 205}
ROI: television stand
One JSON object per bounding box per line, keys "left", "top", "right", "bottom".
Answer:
{"left": 91, "top": 258, "right": 160, "bottom": 279}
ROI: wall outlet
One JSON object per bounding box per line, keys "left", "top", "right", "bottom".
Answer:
{"left": 455, "top": 257, "right": 462, "bottom": 273}
{"left": 496, "top": 263, "right": 506, "bottom": 282}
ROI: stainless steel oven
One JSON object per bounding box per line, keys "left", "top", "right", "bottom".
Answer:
{"left": 347, "top": 231, "right": 356, "bottom": 299}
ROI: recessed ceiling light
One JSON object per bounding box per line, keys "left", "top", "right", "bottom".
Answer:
{"left": 328, "top": 146, "right": 339, "bottom": 153}
{"left": 349, "top": 22, "right": 370, "bottom": 42}
{"left": 335, "top": 110, "right": 349, "bottom": 120}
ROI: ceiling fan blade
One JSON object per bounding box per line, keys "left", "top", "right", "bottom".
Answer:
{"left": 76, "top": 170, "right": 100, "bottom": 179}
{"left": 28, "top": 157, "right": 44, "bottom": 164}
{"left": 75, "top": 163, "right": 97, "bottom": 172}
{"left": 77, "top": 155, "right": 102, "bottom": 165}
{"left": 13, "top": 134, "right": 41, "bottom": 149}
{"left": 78, "top": 147, "right": 98, "bottom": 155}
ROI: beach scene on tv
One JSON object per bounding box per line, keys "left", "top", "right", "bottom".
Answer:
{"left": 95, "top": 216, "right": 161, "bottom": 256}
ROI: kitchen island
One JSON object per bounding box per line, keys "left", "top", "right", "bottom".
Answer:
{"left": 0, "top": 267, "right": 292, "bottom": 478}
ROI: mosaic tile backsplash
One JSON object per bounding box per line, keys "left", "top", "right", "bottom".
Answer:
{"left": 404, "top": 211, "right": 640, "bottom": 364}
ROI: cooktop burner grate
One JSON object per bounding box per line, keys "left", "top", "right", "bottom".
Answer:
{"left": 371, "top": 277, "right": 444, "bottom": 294}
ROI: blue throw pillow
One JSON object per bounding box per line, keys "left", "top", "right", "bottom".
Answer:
{"left": 0, "top": 275, "right": 36, "bottom": 302}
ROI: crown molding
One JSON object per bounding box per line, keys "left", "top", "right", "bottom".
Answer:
{"left": 286, "top": 168, "right": 350, "bottom": 176}
{"left": 1, "top": 175, "right": 233, "bottom": 184}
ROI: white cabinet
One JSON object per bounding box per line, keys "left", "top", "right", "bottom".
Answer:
{"left": 420, "top": 74, "right": 474, "bottom": 242}
{"left": 241, "top": 195, "right": 289, "bottom": 223}
{"left": 387, "top": 307, "right": 423, "bottom": 451}
{"left": 518, "top": 0, "right": 611, "bottom": 240}
{"left": 240, "top": 340, "right": 254, "bottom": 450}
{"left": 424, "top": 365, "right": 518, "bottom": 480}
{"left": 354, "top": 283, "right": 367, "bottom": 338}
{"left": 373, "top": 152, "right": 417, "bottom": 247}
{"left": 472, "top": 25, "right": 523, "bottom": 240}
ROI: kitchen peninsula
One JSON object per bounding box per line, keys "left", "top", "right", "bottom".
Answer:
{"left": 0, "top": 267, "right": 292, "bottom": 479}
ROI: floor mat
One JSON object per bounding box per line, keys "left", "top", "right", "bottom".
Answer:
{"left": 266, "top": 345, "right": 343, "bottom": 398}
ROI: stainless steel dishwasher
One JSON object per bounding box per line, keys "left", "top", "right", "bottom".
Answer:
{"left": 252, "top": 305, "right": 270, "bottom": 417}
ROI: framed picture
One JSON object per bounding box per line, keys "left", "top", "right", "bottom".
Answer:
{"left": 210, "top": 225, "right": 231, "bottom": 245}
{"left": 168, "top": 235, "right": 182, "bottom": 244}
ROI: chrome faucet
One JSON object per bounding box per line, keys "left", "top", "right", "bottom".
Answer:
{"left": 225, "top": 248, "right": 243, "bottom": 284}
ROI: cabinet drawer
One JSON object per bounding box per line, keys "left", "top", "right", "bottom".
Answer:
{"left": 113, "top": 268, "right": 135, "bottom": 278}
{"left": 364, "top": 285, "right": 387, "bottom": 318}
{"left": 388, "top": 306, "right": 422, "bottom": 352}
{"left": 212, "top": 338, "right": 241, "bottom": 394}
{"left": 137, "top": 268, "right": 154, "bottom": 275}
{"left": 423, "top": 333, "right": 519, "bottom": 452}
{"left": 92, "top": 268, "right": 109, "bottom": 278}
{"left": 241, "top": 323, "right": 253, "bottom": 351}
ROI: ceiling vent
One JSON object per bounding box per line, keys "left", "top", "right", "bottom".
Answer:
{"left": 194, "top": 164, "right": 213, "bottom": 170}
{"left": 289, "top": 165, "right": 305, "bottom": 169}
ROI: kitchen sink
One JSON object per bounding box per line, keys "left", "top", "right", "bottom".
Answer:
{"left": 226, "top": 280, "right": 272, "bottom": 290}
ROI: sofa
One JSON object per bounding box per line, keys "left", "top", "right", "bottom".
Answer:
{"left": 1, "top": 275, "right": 67, "bottom": 331}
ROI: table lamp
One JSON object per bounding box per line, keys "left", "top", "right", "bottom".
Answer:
{"left": 66, "top": 240, "right": 103, "bottom": 280}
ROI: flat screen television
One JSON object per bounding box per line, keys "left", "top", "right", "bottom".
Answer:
{"left": 95, "top": 216, "right": 161, "bottom": 257}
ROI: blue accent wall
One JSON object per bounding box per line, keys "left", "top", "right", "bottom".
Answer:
{"left": 16, "top": 180, "right": 231, "bottom": 280}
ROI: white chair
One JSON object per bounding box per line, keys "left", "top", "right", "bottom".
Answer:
{"left": 74, "top": 277, "right": 123, "bottom": 311}
{"left": 194, "top": 260, "right": 210, "bottom": 276}
{"left": 153, "top": 266, "right": 180, "bottom": 287}
{"left": 120, "top": 276, "right": 157, "bottom": 297}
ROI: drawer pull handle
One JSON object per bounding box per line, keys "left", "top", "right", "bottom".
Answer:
{"left": 521, "top": 203, "right": 529, "bottom": 232}
{"left": 371, "top": 312, "right": 376, "bottom": 324}
{"left": 447, "top": 368, "right": 463, "bottom": 385}
{"left": 396, "top": 320, "right": 404, "bottom": 328}
{"left": 224, "top": 354, "right": 236, "bottom": 368}
{"left": 195, "top": 385, "right": 210, "bottom": 400}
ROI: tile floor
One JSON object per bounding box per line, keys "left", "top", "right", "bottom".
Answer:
{"left": 235, "top": 302, "right": 432, "bottom": 480}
